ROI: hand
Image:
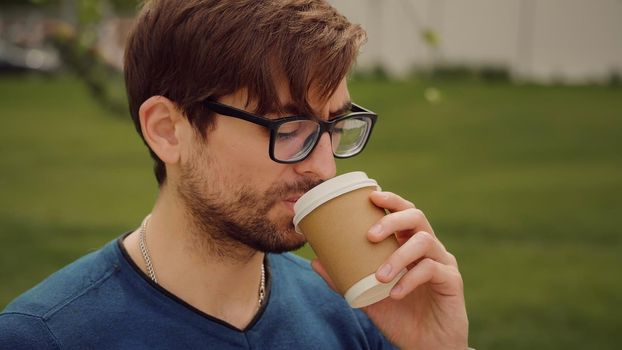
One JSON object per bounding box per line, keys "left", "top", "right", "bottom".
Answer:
{"left": 311, "top": 191, "right": 469, "bottom": 350}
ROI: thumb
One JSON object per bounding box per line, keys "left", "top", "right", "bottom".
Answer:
{"left": 310, "top": 259, "right": 338, "bottom": 292}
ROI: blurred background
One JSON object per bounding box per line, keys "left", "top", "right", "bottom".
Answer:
{"left": 1, "top": 1, "right": 621, "bottom": 349}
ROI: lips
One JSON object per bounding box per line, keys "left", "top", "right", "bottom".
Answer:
{"left": 284, "top": 194, "right": 303, "bottom": 203}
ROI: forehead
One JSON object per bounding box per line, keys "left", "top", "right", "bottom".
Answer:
{"left": 222, "top": 77, "right": 351, "bottom": 119}
{"left": 276, "top": 78, "right": 351, "bottom": 118}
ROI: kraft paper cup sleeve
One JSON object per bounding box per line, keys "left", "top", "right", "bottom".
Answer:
{"left": 293, "top": 171, "right": 379, "bottom": 234}
{"left": 345, "top": 269, "right": 407, "bottom": 308}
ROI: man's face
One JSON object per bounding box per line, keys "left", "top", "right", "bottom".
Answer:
{"left": 174, "top": 80, "right": 350, "bottom": 257}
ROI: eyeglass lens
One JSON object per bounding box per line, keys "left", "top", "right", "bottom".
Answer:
{"left": 273, "top": 116, "right": 372, "bottom": 161}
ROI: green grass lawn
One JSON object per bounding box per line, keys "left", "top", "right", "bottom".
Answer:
{"left": 1, "top": 74, "right": 621, "bottom": 349}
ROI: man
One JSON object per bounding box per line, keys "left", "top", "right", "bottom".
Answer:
{"left": 0, "top": 0, "right": 469, "bottom": 349}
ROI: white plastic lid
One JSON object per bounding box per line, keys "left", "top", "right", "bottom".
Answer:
{"left": 293, "top": 171, "right": 378, "bottom": 234}
{"left": 345, "top": 269, "right": 406, "bottom": 308}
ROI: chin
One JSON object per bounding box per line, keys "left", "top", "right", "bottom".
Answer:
{"left": 258, "top": 207, "right": 307, "bottom": 252}
{"left": 283, "top": 232, "right": 307, "bottom": 251}
{"left": 262, "top": 224, "right": 307, "bottom": 253}
{"left": 278, "top": 226, "right": 308, "bottom": 251}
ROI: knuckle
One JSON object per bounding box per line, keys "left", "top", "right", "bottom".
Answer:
{"left": 452, "top": 270, "right": 465, "bottom": 290}
{"left": 411, "top": 208, "right": 426, "bottom": 221}
{"left": 416, "top": 230, "right": 434, "bottom": 247}
{"left": 417, "top": 259, "right": 438, "bottom": 280}
{"left": 420, "top": 257, "right": 436, "bottom": 270}
{"left": 446, "top": 252, "right": 459, "bottom": 267}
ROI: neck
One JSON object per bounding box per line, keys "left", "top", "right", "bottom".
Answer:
{"left": 124, "top": 189, "right": 266, "bottom": 330}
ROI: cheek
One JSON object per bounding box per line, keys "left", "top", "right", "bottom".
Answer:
{"left": 220, "top": 137, "right": 271, "bottom": 175}
{"left": 208, "top": 124, "right": 288, "bottom": 189}
{"left": 211, "top": 119, "right": 270, "bottom": 160}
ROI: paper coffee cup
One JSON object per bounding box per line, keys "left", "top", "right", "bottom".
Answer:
{"left": 293, "top": 172, "right": 404, "bottom": 308}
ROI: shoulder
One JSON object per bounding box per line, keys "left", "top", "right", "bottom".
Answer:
{"left": 1, "top": 239, "right": 132, "bottom": 348}
{"left": 2, "top": 239, "right": 121, "bottom": 319}
{"left": 0, "top": 312, "right": 59, "bottom": 349}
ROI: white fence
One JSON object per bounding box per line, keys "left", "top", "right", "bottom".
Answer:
{"left": 329, "top": 0, "right": 622, "bottom": 83}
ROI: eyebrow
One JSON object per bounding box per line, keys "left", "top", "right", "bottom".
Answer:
{"left": 279, "top": 100, "right": 353, "bottom": 119}
{"left": 329, "top": 100, "right": 353, "bottom": 119}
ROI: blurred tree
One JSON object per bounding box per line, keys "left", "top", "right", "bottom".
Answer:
{"left": 21, "top": 0, "right": 140, "bottom": 115}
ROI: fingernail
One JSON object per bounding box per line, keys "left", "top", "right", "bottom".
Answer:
{"left": 369, "top": 224, "right": 383, "bottom": 236}
{"left": 378, "top": 263, "right": 392, "bottom": 279}
{"left": 391, "top": 284, "right": 402, "bottom": 297}
{"left": 374, "top": 191, "right": 388, "bottom": 199}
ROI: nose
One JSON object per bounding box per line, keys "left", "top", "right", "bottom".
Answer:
{"left": 293, "top": 132, "right": 336, "bottom": 180}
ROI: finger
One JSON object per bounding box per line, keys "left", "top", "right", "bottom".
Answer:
{"left": 376, "top": 231, "right": 453, "bottom": 283}
{"left": 389, "top": 258, "right": 463, "bottom": 300}
{"left": 310, "top": 259, "right": 338, "bottom": 292}
{"left": 370, "top": 191, "right": 416, "bottom": 213}
{"left": 367, "top": 207, "right": 436, "bottom": 243}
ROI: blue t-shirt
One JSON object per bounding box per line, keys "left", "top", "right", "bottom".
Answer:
{"left": 0, "top": 236, "right": 395, "bottom": 349}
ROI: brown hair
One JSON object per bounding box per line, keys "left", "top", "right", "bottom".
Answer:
{"left": 124, "top": 0, "right": 367, "bottom": 185}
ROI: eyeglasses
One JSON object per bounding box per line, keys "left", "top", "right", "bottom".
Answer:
{"left": 203, "top": 99, "right": 378, "bottom": 163}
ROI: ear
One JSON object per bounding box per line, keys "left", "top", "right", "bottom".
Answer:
{"left": 139, "top": 96, "right": 183, "bottom": 165}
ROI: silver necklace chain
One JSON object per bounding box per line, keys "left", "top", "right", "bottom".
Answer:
{"left": 139, "top": 215, "right": 158, "bottom": 283}
{"left": 139, "top": 215, "right": 266, "bottom": 310}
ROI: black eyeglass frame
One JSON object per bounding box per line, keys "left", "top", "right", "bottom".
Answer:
{"left": 203, "top": 99, "right": 378, "bottom": 164}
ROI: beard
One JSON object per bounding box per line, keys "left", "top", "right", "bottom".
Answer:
{"left": 176, "top": 150, "right": 322, "bottom": 261}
